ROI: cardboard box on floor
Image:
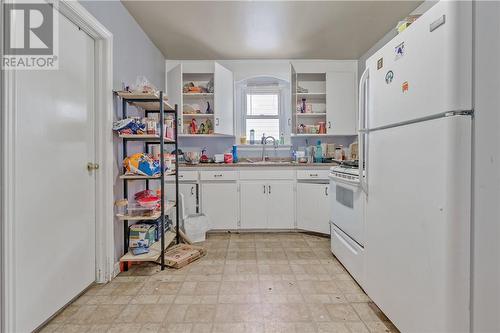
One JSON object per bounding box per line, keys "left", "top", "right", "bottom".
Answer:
{"left": 164, "top": 244, "right": 207, "bottom": 269}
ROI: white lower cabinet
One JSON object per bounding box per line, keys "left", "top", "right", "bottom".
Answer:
{"left": 297, "top": 182, "right": 330, "bottom": 234}
{"left": 165, "top": 183, "right": 198, "bottom": 222}
{"left": 188, "top": 168, "right": 332, "bottom": 232}
{"left": 267, "top": 182, "right": 295, "bottom": 229}
{"left": 201, "top": 182, "right": 239, "bottom": 230}
{"left": 240, "top": 182, "right": 268, "bottom": 229}
{"left": 240, "top": 181, "right": 294, "bottom": 229}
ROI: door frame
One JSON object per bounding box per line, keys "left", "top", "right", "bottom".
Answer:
{"left": 1, "top": 1, "right": 114, "bottom": 332}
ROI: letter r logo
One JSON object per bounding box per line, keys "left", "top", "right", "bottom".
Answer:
{"left": 4, "top": 3, "right": 54, "bottom": 55}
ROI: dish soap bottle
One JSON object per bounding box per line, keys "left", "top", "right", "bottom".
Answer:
{"left": 315, "top": 140, "right": 323, "bottom": 163}
{"left": 249, "top": 129, "right": 255, "bottom": 145}
{"left": 232, "top": 145, "right": 238, "bottom": 163}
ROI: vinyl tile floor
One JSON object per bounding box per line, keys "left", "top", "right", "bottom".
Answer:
{"left": 40, "top": 232, "right": 399, "bottom": 333}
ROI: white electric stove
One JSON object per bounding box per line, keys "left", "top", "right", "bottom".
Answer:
{"left": 329, "top": 165, "right": 365, "bottom": 285}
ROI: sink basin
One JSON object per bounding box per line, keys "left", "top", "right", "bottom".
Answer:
{"left": 241, "top": 159, "right": 293, "bottom": 165}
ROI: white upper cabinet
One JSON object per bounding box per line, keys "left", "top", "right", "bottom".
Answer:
{"left": 326, "top": 71, "right": 357, "bottom": 135}
{"left": 167, "top": 64, "right": 183, "bottom": 130}
{"left": 214, "top": 62, "right": 234, "bottom": 135}
{"left": 166, "top": 61, "right": 235, "bottom": 136}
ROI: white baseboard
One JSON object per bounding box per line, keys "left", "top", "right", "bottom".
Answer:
{"left": 113, "top": 262, "right": 121, "bottom": 279}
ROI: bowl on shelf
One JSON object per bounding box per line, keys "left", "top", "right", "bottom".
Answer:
{"left": 184, "top": 151, "right": 200, "bottom": 165}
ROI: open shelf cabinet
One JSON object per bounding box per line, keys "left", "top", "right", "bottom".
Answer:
{"left": 292, "top": 71, "right": 329, "bottom": 135}
{"left": 115, "top": 91, "right": 180, "bottom": 270}
{"left": 167, "top": 62, "right": 234, "bottom": 137}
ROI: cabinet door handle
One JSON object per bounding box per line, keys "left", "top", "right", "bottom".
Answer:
{"left": 213, "top": 174, "right": 223, "bottom": 178}
{"left": 178, "top": 118, "right": 182, "bottom": 127}
{"left": 268, "top": 185, "right": 271, "bottom": 194}
{"left": 309, "top": 173, "right": 318, "bottom": 177}
{"left": 288, "top": 118, "right": 291, "bottom": 126}
{"left": 191, "top": 186, "right": 194, "bottom": 196}
{"left": 328, "top": 121, "right": 331, "bottom": 129}
{"left": 263, "top": 185, "right": 266, "bottom": 194}
{"left": 215, "top": 118, "right": 220, "bottom": 126}
{"left": 325, "top": 186, "right": 328, "bottom": 196}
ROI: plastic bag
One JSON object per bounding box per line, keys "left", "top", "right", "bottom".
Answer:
{"left": 184, "top": 214, "right": 210, "bottom": 243}
{"left": 132, "top": 76, "right": 157, "bottom": 94}
{"left": 123, "top": 153, "right": 160, "bottom": 176}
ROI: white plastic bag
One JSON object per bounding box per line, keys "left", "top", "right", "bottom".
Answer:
{"left": 184, "top": 214, "right": 210, "bottom": 243}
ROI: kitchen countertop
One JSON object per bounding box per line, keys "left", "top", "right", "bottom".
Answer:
{"left": 179, "top": 162, "right": 339, "bottom": 169}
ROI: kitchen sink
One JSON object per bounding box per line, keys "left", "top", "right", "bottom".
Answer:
{"left": 240, "top": 159, "right": 294, "bottom": 165}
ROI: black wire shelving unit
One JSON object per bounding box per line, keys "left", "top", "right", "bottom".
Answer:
{"left": 115, "top": 91, "right": 180, "bottom": 271}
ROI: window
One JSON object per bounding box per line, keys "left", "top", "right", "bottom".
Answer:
{"left": 244, "top": 91, "right": 281, "bottom": 141}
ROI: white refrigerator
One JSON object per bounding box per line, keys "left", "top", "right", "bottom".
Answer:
{"left": 359, "top": 1, "right": 472, "bottom": 332}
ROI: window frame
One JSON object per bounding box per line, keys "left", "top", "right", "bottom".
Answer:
{"left": 242, "top": 86, "right": 283, "bottom": 143}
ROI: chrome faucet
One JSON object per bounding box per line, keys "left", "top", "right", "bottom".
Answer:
{"left": 261, "top": 136, "right": 277, "bottom": 161}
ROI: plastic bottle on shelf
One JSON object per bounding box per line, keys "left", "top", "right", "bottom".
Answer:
{"left": 249, "top": 129, "right": 255, "bottom": 145}
{"left": 315, "top": 140, "right": 323, "bottom": 163}
{"left": 280, "top": 132, "right": 284, "bottom": 145}
{"left": 232, "top": 145, "right": 238, "bottom": 163}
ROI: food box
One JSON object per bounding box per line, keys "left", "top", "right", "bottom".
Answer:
{"left": 164, "top": 244, "right": 207, "bottom": 269}
{"left": 145, "top": 216, "right": 170, "bottom": 242}
{"left": 129, "top": 223, "right": 156, "bottom": 248}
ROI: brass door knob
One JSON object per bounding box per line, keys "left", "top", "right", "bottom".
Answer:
{"left": 87, "top": 162, "right": 99, "bottom": 171}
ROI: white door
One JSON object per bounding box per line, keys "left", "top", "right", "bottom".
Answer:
{"left": 326, "top": 71, "right": 357, "bottom": 135}
{"left": 267, "top": 182, "right": 295, "bottom": 229}
{"left": 201, "top": 182, "right": 238, "bottom": 230}
{"left": 13, "top": 14, "right": 96, "bottom": 332}
{"left": 240, "top": 182, "right": 268, "bottom": 229}
{"left": 167, "top": 64, "right": 183, "bottom": 132}
{"left": 297, "top": 183, "right": 330, "bottom": 234}
{"left": 365, "top": 116, "right": 471, "bottom": 332}
{"left": 214, "top": 62, "right": 234, "bottom": 135}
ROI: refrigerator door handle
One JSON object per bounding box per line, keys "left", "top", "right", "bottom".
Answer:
{"left": 358, "top": 68, "right": 369, "bottom": 194}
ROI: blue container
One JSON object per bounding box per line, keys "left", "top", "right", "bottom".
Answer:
{"left": 232, "top": 145, "right": 238, "bottom": 163}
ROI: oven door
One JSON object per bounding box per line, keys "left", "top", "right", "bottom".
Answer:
{"left": 329, "top": 174, "right": 365, "bottom": 246}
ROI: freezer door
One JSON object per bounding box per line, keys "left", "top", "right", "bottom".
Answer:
{"left": 364, "top": 115, "right": 471, "bottom": 332}
{"left": 365, "top": 1, "right": 472, "bottom": 128}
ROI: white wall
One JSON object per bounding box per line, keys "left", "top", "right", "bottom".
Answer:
{"left": 170, "top": 59, "right": 357, "bottom": 83}
{"left": 80, "top": 1, "right": 166, "bottom": 263}
{"left": 472, "top": 2, "right": 500, "bottom": 332}
{"left": 81, "top": 1, "right": 165, "bottom": 90}
{"left": 166, "top": 59, "right": 358, "bottom": 155}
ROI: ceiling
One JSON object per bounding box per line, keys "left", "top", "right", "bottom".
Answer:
{"left": 122, "top": 1, "right": 422, "bottom": 60}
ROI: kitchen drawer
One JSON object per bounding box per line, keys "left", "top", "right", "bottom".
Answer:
{"left": 297, "top": 169, "right": 330, "bottom": 180}
{"left": 239, "top": 169, "right": 295, "bottom": 180}
{"left": 165, "top": 170, "right": 198, "bottom": 182}
{"left": 330, "top": 223, "right": 364, "bottom": 287}
{"left": 200, "top": 170, "right": 238, "bottom": 181}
